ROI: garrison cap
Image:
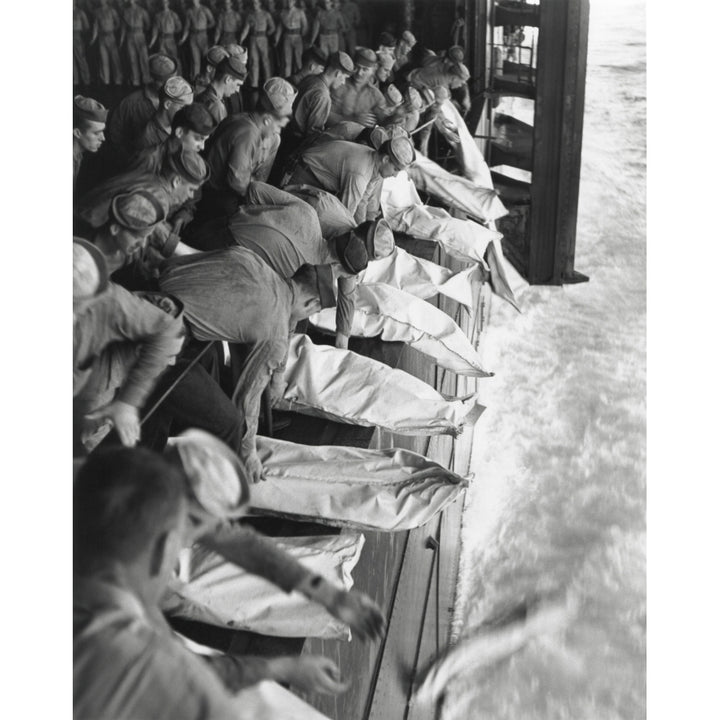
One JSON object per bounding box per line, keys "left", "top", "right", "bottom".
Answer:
{"left": 357, "top": 124, "right": 389, "bottom": 150}
{"left": 148, "top": 53, "right": 178, "bottom": 81}
{"left": 334, "top": 232, "right": 369, "bottom": 274}
{"left": 382, "top": 135, "right": 415, "bottom": 170}
{"left": 303, "top": 45, "right": 328, "bottom": 67}
{"left": 405, "top": 86, "right": 423, "bottom": 110}
{"left": 354, "top": 47, "right": 378, "bottom": 68}
{"left": 162, "top": 76, "right": 194, "bottom": 104}
{"left": 384, "top": 83, "right": 403, "bottom": 107}
{"left": 166, "top": 148, "right": 210, "bottom": 184}
{"left": 400, "top": 30, "right": 417, "bottom": 46}
{"left": 352, "top": 218, "right": 395, "bottom": 261}
{"left": 168, "top": 429, "right": 251, "bottom": 520}
{"left": 224, "top": 43, "right": 248, "bottom": 63}
{"left": 450, "top": 62, "right": 470, "bottom": 82}
{"left": 378, "top": 32, "right": 397, "bottom": 48}
{"left": 206, "top": 45, "right": 230, "bottom": 66}
{"left": 216, "top": 55, "right": 248, "bottom": 81}
{"left": 419, "top": 86, "right": 436, "bottom": 106}
{"left": 74, "top": 95, "right": 108, "bottom": 125}
{"left": 73, "top": 237, "right": 109, "bottom": 298}
{"left": 110, "top": 190, "right": 166, "bottom": 231}
{"left": 259, "top": 77, "right": 297, "bottom": 116}
{"left": 328, "top": 51, "right": 354, "bottom": 75}
{"left": 447, "top": 45, "right": 465, "bottom": 63}
{"left": 172, "top": 102, "right": 217, "bottom": 135}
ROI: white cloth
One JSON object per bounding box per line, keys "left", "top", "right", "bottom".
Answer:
{"left": 310, "top": 282, "right": 493, "bottom": 377}
{"left": 164, "top": 533, "right": 365, "bottom": 639}
{"left": 233, "top": 681, "right": 332, "bottom": 719}
{"left": 407, "top": 153, "right": 507, "bottom": 222}
{"left": 250, "top": 436, "right": 468, "bottom": 531}
{"left": 274, "top": 333, "right": 485, "bottom": 435}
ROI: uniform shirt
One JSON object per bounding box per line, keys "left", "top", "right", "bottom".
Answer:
{"left": 313, "top": 7, "right": 345, "bottom": 34}
{"left": 183, "top": 4, "right": 215, "bottom": 32}
{"left": 73, "top": 282, "right": 184, "bottom": 408}
{"left": 242, "top": 9, "right": 275, "bottom": 36}
{"left": 329, "top": 77, "right": 388, "bottom": 126}
{"left": 94, "top": 6, "right": 121, "bottom": 34}
{"left": 74, "top": 8, "right": 90, "bottom": 34}
{"left": 292, "top": 73, "right": 332, "bottom": 135}
{"left": 195, "top": 83, "right": 228, "bottom": 125}
{"left": 205, "top": 112, "right": 281, "bottom": 198}
{"left": 278, "top": 6, "right": 307, "bottom": 32}
{"left": 122, "top": 4, "right": 150, "bottom": 32}
{"left": 74, "top": 576, "right": 239, "bottom": 720}
{"left": 153, "top": 8, "right": 182, "bottom": 35}
{"left": 106, "top": 87, "right": 158, "bottom": 159}
{"left": 339, "top": 1, "right": 360, "bottom": 29}
{"left": 292, "top": 139, "right": 383, "bottom": 223}
{"left": 159, "top": 248, "right": 292, "bottom": 461}
{"left": 137, "top": 115, "right": 172, "bottom": 151}
{"left": 407, "top": 62, "right": 454, "bottom": 93}
{"left": 73, "top": 143, "right": 85, "bottom": 191}
{"left": 216, "top": 8, "right": 242, "bottom": 36}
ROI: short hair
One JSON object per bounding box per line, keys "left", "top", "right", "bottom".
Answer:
{"left": 291, "top": 263, "right": 317, "bottom": 292}
{"left": 74, "top": 447, "right": 186, "bottom": 568}
{"left": 171, "top": 103, "right": 217, "bottom": 135}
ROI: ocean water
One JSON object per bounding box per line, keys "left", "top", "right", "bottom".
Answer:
{"left": 447, "top": 1, "right": 646, "bottom": 718}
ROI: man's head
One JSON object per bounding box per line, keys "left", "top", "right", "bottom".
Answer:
{"left": 252, "top": 0, "right": 261, "bottom": 10}
{"left": 73, "top": 96, "right": 108, "bottom": 153}
{"left": 106, "top": 189, "right": 167, "bottom": 257}
{"left": 213, "top": 56, "right": 247, "bottom": 97}
{"left": 259, "top": 77, "right": 298, "bottom": 130}
{"left": 302, "top": 46, "right": 328, "bottom": 75}
{"left": 171, "top": 103, "right": 217, "bottom": 152}
{"left": 289, "top": 264, "right": 336, "bottom": 320}
{"left": 378, "top": 135, "right": 416, "bottom": 178}
{"left": 159, "top": 76, "right": 194, "bottom": 122}
{"left": 334, "top": 218, "right": 394, "bottom": 273}
{"left": 322, "top": 0, "right": 333, "bottom": 9}
{"left": 397, "top": 30, "right": 416, "bottom": 56}
{"left": 377, "top": 31, "right": 396, "bottom": 56}
{"left": 448, "top": 62, "right": 470, "bottom": 89}
{"left": 324, "top": 51, "right": 354, "bottom": 89}
{"left": 74, "top": 447, "right": 187, "bottom": 604}
{"left": 148, "top": 53, "right": 178, "bottom": 90}
{"left": 73, "top": 238, "right": 109, "bottom": 300}
{"left": 162, "top": 0, "right": 170, "bottom": 8}
{"left": 161, "top": 146, "right": 209, "bottom": 204}
{"left": 376, "top": 51, "right": 394, "bottom": 83}
{"left": 353, "top": 48, "right": 378, "bottom": 86}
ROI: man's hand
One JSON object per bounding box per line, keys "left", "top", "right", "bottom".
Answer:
{"left": 244, "top": 451, "right": 265, "bottom": 483}
{"left": 84, "top": 400, "right": 140, "bottom": 447}
{"left": 335, "top": 332, "right": 350, "bottom": 350}
{"left": 329, "top": 588, "right": 386, "bottom": 642}
{"left": 283, "top": 656, "right": 350, "bottom": 695}
{"left": 356, "top": 112, "right": 378, "bottom": 127}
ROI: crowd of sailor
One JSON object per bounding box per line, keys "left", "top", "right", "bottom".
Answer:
{"left": 73, "top": 6, "right": 481, "bottom": 717}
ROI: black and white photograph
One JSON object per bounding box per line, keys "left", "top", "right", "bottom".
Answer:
{"left": 10, "top": 0, "right": 663, "bottom": 716}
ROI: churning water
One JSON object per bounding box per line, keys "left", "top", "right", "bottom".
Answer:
{"left": 448, "top": 1, "right": 646, "bottom": 718}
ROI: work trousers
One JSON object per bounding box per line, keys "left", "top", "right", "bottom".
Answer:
{"left": 280, "top": 33, "right": 303, "bottom": 77}
{"left": 125, "top": 30, "right": 150, "bottom": 86}
{"left": 157, "top": 35, "right": 182, "bottom": 76}
{"left": 73, "top": 34, "right": 91, "bottom": 84}
{"left": 318, "top": 32, "right": 339, "bottom": 56}
{"left": 98, "top": 35, "right": 124, "bottom": 84}
{"left": 140, "top": 340, "right": 244, "bottom": 455}
{"left": 341, "top": 28, "right": 356, "bottom": 55}
{"left": 188, "top": 30, "right": 209, "bottom": 80}
{"left": 248, "top": 35, "right": 272, "bottom": 87}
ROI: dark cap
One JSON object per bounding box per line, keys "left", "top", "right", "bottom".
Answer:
{"left": 172, "top": 102, "right": 217, "bottom": 135}
{"left": 334, "top": 232, "right": 369, "bottom": 274}
{"left": 73, "top": 95, "right": 108, "bottom": 125}
{"left": 378, "top": 32, "right": 397, "bottom": 48}
{"left": 384, "top": 83, "right": 403, "bottom": 106}
{"left": 447, "top": 45, "right": 465, "bottom": 63}
{"left": 73, "top": 237, "right": 109, "bottom": 298}
{"left": 354, "top": 218, "right": 395, "bottom": 260}
{"left": 354, "top": 47, "right": 378, "bottom": 68}
{"left": 216, "top": 55, "right": 247, "bottom": 81}
{"left": 328, "top": 51, "right": 354, "bottom": 75}
{"left": 206, "top": 45, "right": 230, "bottom": 67}
{"left": 303, "top": 45, "right": 328, "bottom": 67}
{"left": 110, "top": 190, "right": 166, "bottom": 231}
{"left": 149, "top": 53, "right": 178, "bottom": 81}
{"left": 315, "top": 264, "right": 336, "bottom": 308}
{"left": 450, "top": 62, "right": 470, "bottom": 82}
{"left": 166, "top": 148, "right": 210, "bottom": 184}
{"left": 381, "top": 135, "right": 415, "bottom": 169}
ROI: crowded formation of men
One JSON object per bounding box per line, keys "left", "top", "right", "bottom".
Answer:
{"left": 74, "top": 3, "right": 475, "bottom": 716}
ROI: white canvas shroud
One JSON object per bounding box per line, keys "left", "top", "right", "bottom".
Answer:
{"left": 274, "top": 334, "right": 485, "bottom": 436}
{"left": 249, "top": 436, "right": 469, "bottom": 531}
{"left": 309, "top": 282, "right": 493, "bottom": 377}
{"left": 164, "top": 533, "right": 365, "bottom": 639}
{"left": 231, "top": 681, "right": 333, "bottom": 719}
